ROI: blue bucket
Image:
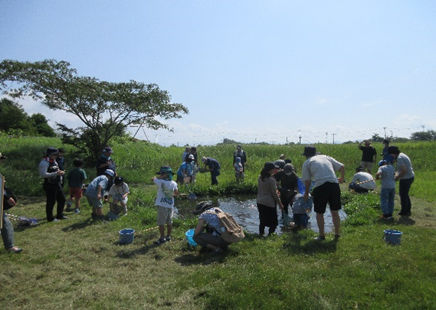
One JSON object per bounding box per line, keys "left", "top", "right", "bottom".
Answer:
{"left": 119, "top": 228, "right": 135, "bottom": 244}
{"left": 384, "top": 229, "right": 402, "bottom": 245}
{"left": 185, "top": 229, "right": 197, "bottom": 247}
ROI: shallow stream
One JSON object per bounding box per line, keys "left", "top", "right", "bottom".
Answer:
{"left": 176, "top": 195, "right": 347, "bottom": 235}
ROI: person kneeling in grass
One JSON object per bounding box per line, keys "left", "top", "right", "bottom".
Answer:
{"left": 152, "top": 167, "right": 178, "bottom": 245}
{"left": 107, "top": 176, "right": 130, "bottom": 220}
{"left": 84, "top": 169, "right": 114, "bottom": 220}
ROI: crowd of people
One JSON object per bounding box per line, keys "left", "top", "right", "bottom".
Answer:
{"left": 1, "top": 140, "right": 415, "bottom": 254}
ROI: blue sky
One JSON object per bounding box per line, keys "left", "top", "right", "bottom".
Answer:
{"left": 1, "top": 0, "right": 435, "bottom": 145}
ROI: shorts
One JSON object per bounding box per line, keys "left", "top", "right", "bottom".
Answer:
{"left": 157, "top": 206, "right": 173, "bottom": 226}
{"left": 312, "top": 182, "right": 341, "bottom": 214}
{"left": 360, "top": 161, "right": 374, "bottom": 171}
{"left": 69, "top": 187, "right": 83, "bottom": 199}
{"left": 86, "top": 195, "right": 103, "bottom": 209}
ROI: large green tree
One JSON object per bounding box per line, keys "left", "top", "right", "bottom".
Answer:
{"left": 0, "top": 59, "right": 188, "bottom": 158}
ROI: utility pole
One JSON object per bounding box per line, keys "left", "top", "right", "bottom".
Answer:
{"left": 332, "top": 133, "right": 336, "bottom": 144}
{"left": 298, "top": 130, "right": 302, "bottom": 144}
{"left": 325, "top": 132, "right": 328, "bottom": 144}
{"left": 383, "top": 127, "right": 387, "bottom": 139}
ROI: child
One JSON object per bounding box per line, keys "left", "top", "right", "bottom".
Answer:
{"left": 290, "top": 193, "right": 312, "bottom": 229}
{"left": 152, "top": 166, "right": 179, "bottom": 245}
{"left": 176, "top": 155, "right": 195, "bottom": 184}
{"left": 376, "top": 158, "right": 395, "bottom": 220}
{"left": 234, "top": 156, "right": 244, "bottom": 182}
{"left": 66, "top": 158, "right": 87, "bottom": 214}
{"left": 84, "top": 169, "right": 114, "bottom": 219}
{"left": 107, "top": 176, "right": 130, "bottom": 220}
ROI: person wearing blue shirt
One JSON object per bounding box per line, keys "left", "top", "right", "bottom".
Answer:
{"left": 85, "top": 169, "right": 114, "bottom": 219}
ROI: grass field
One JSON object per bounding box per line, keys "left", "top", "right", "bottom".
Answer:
{"left": 1, "top": 135, "right": 436, "bottom": 309}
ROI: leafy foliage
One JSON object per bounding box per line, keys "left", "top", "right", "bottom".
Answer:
{"left": 0, "top": 59, "right": 188, "bottom": 159}
{"left": 0, "top": 98, "right": 55, "bottom": 136}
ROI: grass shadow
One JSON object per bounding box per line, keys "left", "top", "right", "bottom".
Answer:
{"left": 282, "top": 231, "right": 338, "bottom": 254}
{"left": 174, "top": 248, "right": 233, "bottom": 266}
{"left": 397, "top": 216, "right": 416, "bottom": 226}
{"left": 61, "top": 217, "right": 96, "bottom": 231}
{"left": 116, "top": 243, "right": 159, "bottom": 258}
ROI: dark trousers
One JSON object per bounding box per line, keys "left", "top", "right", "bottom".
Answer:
{"left": 43, "top": 183, "right": 66, "bottom": 220}
{"left": 399, "top": 177, "right": 414, "bottom": 215}
{"left": 211, "top": 170, "right": 220, "bottom": 185}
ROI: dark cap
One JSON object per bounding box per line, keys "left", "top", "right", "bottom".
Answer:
{"left": 103, "top": 146, "right": 113, "bottom": 154}
{"left": 387, "top": 146, "right": 400, "bottom": 155}
{"left": 46, "top": 147, "right": 59, "bottom": 156}
{"left": 114, "top": 176, "right": 124, "bottom": 185}
{"left": 263, "top": 162, "right": 280, "bottom": 171}
{"left": 156, "top": 166, "right": 173, "bottom": 175}
{"left": 284, "top": 163, "right": 295, "bottom": 175}
{"left": 302, "top": 146, "right": 316, "bottom": 157}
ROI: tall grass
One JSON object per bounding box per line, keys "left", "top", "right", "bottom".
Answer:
{"left": 1, "top": 134, "right": 435, "bottom": 201}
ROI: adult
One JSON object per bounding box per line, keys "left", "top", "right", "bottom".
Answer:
{"left": 358, "top": 140, "right": 377, "bottom": 173}
{"left": 382, "top": 139, "right": 390, "bottom": 161}
{"left": 56, "top": 148, "right": 66, "bottom": 188}
{"left": 256, "top": 162, "right": 284, "bottom": 236}
{"left": 201, "top": 157, "right": 220, "bottom": 185}
{"left": 56, "top": 148, "right": 66, "bottom": 171}
{"left": 233, "top": 145, "right": 247, "bottom": 171}
{"left": 388, "top": 146, "right": 415, "bottom": 217}
{"left": 276, "top": 163, "right": 299, "bottom": 223}
{"left": 38, "top": 147, "right": 67, "bottom": 222}
{"left": 193, "top": 205, "right": 230, "bottom": 253}
{"left": 177, "top": 154, "right": 195, "bottom": 184}
{"left": 348, "top": 167, "right": 376, "bottom": 193}
{"left": 1, "top": 153, "right": 22, "bottom": 253}
{"left": 301, "top": 146, "right": 345, "bottom": 240}
{"left": 96, "top": 146, "right": 116, "bottom": 176}
{"left": 182, "top": 147, "right": 190, "bottom": 162}
{"left": 189, "top": 147, "right": 198, "bottom": 166}
{"left": 274, "top": 154, "right": 286, "bottom": 169}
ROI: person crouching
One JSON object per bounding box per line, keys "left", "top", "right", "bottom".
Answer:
{"left": 84, "top": 169, "right": 114, "bottom": 220}
{"left": 193, "top": 205, "right": 230, "bottom": 253}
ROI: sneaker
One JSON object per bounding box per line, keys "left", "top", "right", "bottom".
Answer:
{"left": 154, "top": 238, "right": 166, "bottom": 245}
{"left": 165, "top": 236, "right": 171, "bottom": 242}
{"left": 74, "top": 208, "right": 80, "bottom": 214}
{"left": 334, "top": 234, "right": 341, "bottom": 240}
{"left": 48, "top": 218, "right": 59, "bottom": 222}
{"left": 57, "top": 215, "right": 68, "bottom": 220}
{"left": 7, "top": 246, "right": 22, "bottom": 253}
{"left": 314, "top": 235, "right": 326, "bottom": 241}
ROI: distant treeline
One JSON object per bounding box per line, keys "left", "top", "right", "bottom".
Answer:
{"left": 0, "top": 98, "right": 55, "bottom": 137}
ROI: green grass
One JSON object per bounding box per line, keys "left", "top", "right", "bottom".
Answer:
{"left": 1, "top": 135, "right": 436, "bottom": 309}
{"left": 2, "top": 190, "right": 435, "bottom": 309}
{"left": 1, "top": 134, "right": 436, "bottom": 201}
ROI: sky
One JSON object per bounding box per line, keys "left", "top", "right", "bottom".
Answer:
{"left": 1, "top": 0, "right": 435, "bottom": 145}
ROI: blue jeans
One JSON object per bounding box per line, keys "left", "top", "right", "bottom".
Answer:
{"left": 380, "top": 188, "right": 395, "bottom": 217}
{"left": 1, "top": 212, "right": 14, "bottom": 249}
{"left": 399, "top": 177, "right": 414, "bottom": 215}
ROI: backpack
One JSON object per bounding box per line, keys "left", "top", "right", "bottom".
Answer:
{"left": 213, "top": 208, "right": 245, "bottom": 243}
